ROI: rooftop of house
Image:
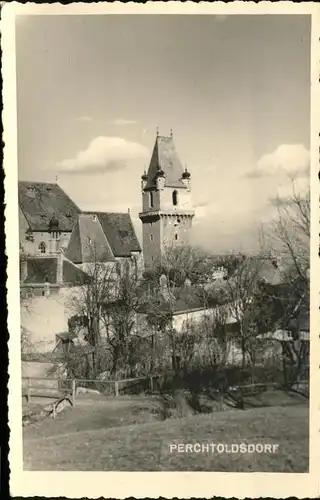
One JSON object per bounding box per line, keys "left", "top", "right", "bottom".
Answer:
{"left": 64, "top": 212, "right": 141, "bottom": 264}
{"left": 145, "top": 135, "right": 187, "bottom": 190}
{"left": 226, "top": 256, "right": 284, "bottom": 287}
{"left": 18, "top": 181, "right": 81, "bottom": 232}
{"left": 138, "top": 283, "right": 229, "bottom": 316}
{"left": 20, "top": 254, "right": 90, "bottom": 286}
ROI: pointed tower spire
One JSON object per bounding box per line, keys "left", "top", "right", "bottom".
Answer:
{"left": 139, "top": 133, "right": 195, "bottom": 270}
{"left": 170, "top": 128, "right": 173, "bottom": 138}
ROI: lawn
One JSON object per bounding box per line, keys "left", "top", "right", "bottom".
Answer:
{"left": 23, "top": 396, "right": 308, "bottom": 472}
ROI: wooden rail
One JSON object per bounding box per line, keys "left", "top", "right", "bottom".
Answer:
{"left": 22, "top": 376, "right": 309, "bottom": 405}
{"left": 22, "top": 374, "right": 161, "bottom": 404}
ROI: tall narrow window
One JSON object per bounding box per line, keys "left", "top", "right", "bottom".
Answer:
{"left": 174, "top": 233, "right": 178, "bottom": 241}
{"left": 38, "top": 241, "right": 46, "bottom": 254}
{"left": 172, "top": 190, "right": 178, "bottom": 206}
{"left": 150, "top": 191, "right": 154, "bottom": 208}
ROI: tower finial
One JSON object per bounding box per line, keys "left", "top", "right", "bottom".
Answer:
{"left": 170, "top": 128, "right": 173, "bottom": 138}
{"left": 55, "top": 174, "right": 59, "bottom": 184}
{"left": 156, "top": 126, "right": 159, "bottom": 137}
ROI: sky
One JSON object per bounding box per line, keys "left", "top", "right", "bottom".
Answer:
{"left": 15, "top": 14, "right": 311, "bottom": 252}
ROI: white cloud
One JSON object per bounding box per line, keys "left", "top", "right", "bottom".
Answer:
{"left": 114, "top": 118, "right": 137, "bottom": 126}
{"left": 254, "top": 144, "right": 310, "bottom": 177}
{"left": 190, "top": 143, "right": 310, "bottom": 251}
{"left": 78, "top": 115, "right": 93, "bottom": 122}
{"left": 57, "top": 136, "right": 149, "bottom": 173}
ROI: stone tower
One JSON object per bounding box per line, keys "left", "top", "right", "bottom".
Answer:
{"left": 139, "top": 132, "right": 195, "bottom": 270}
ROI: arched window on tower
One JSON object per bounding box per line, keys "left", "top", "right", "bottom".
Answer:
{"left": 149, "top": 191, "right": 154, "bottom": 208}
{"left": 172, "top": 190, "right": 178, "bottom": 206}
{"left": 38, "top": 241, "right": 46, "bottom": 254}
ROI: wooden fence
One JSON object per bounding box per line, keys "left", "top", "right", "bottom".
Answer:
{"left": 22, "top": 374, "right": 161, "bottom": 405}
{"left": 22, "top": 374, "right": 309, "bottom": 408}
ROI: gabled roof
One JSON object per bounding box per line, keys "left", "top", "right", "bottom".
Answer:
{"left": 65, "top": 212, "right": 141, "bottom": 264}
{"left": 92, "top": 212, "right": 141, "bottom": 257}
{"left": 21, "top": 255, "right": 90, "bottom": 285}
{"left": 18, "top": 181, "right": 81, "bottom": 231}
{"left": 145, "top": 135, "right": 186, "bottom": 190}
{"left": 64, "top": 214, "right": 115, "bottom": 264}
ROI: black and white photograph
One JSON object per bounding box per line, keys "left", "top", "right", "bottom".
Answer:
{"left": 3, "top": 2, "right": 319, "bottom": 498}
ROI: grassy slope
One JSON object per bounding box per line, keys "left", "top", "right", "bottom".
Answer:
{"left": 23, "top": 397, "right": 308, "bottom": 472}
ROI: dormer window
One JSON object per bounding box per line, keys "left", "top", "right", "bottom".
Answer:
{"left": 39, "top": 241, "right": 46, "bottom": 254}
{"left": 172, "top": 190, "right": 178, "bottom": 206}
{"left": 25, "top": 228, "right": 34, "bottom": 242}
{"left": 92, "top": 214, "right": 97, "bottom": 222}
{"left": 49, "top": 216, "right": 61, "bottom": 239}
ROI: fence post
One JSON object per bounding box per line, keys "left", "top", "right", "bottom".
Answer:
{"left": 115, "top": 380, "right": 119, "bottom": 397}
{"left": 240, "top": 387, "right": 244, "bottom": 409}
{"left": 72, "top": 379, "right": 76, "bottom": 407}
{"left": 27, "top": 378, "right": 31, "bottom": 403}
{"left": 149, "top": 376, "right": 154, "bottom": 393}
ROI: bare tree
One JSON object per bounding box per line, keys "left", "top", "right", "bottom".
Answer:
{"left": 144, "top": 243, "right": 219, "bottom": 287}
{"left": 68, "top": 254, "right": 116, "bottom": 376}
{"left": 266, "top": 181, "right": 310, "bottom": 384}
{"left": 271, "top": 181, "right": 310, "bottom": 283}
{"left": 101, "top": 259, "right": 146, "bottom": 378}
{"left": 223, "top": 254, "right": 264, "bottom": 371}
{"left": 200, "top": 306, "right": 233, "bottom": 367}
{"left": 69, "top": 240, "right": 152, "bottom": 378}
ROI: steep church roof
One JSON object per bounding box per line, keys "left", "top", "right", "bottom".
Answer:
{"left": 145, "top": 135, "right": 187, "bottom": 190}
{"left": 18, "top": 181, "right": 81, "bottom": 231}
{"left": 65, "top": 212, "right": 141, "bottom": 264}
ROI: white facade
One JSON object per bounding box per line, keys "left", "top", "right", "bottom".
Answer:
{"left": 21, "top": 285, "right": 82, "bottom": 353}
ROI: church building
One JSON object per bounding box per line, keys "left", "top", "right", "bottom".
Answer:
{"left": 139, "top": 131, "right": 195, "bottom": 269}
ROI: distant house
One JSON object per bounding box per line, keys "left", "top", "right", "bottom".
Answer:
{"left": 20, "top": 253, "right": 90, "bottom": 353}
{"left": 19, "top": 181, "right": 81, "bottom": 256}
{"left": 135, "top": 284, "right": 238, "bottom": 336}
